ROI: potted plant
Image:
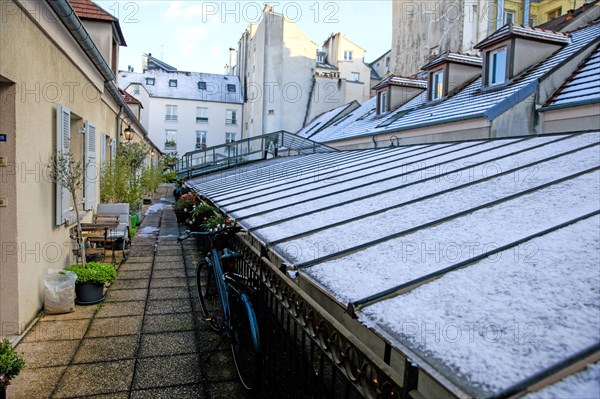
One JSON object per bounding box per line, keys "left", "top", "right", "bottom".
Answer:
{"left": 65, "top": 262, "right": 117, "bottom": 305}
{"left": 202, "top": 215, "right": 236, "bottom": 250}
{"left": 190, "top": 202, "right": 217, "bottom": 230}
{"left": 174, "top": 193, "right": 198, "bottom": 222}
{"left": 0, "top": 339, "right": 25, "bottom": 399}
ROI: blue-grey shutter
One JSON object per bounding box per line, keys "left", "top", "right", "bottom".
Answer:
{"left": 56, "top": 104, "right": 71, "bottom": 225}
{"left": 84, "top": 121, "right": 97, "bottom": 211}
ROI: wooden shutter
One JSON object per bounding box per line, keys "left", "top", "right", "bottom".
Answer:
{"left": 100, "top": 133, "right": 106, "bottom": 165}
{"left": 84, "top": 121, "right": 97, "bottom": 211}
{"left": 56, "top": 104, "right": 71, "bottom": 225}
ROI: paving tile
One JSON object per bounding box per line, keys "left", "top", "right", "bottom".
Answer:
{"left": 86, "top": 316, "right": 143, "bottom": 338}
{"left": 207, "top": 381, "right": 253, "bottom": 399}
{"left": 22, "top": 319, "right": 91, "bottom": 342}
{"left": 139, "top": 331, "right": 197, "bottom": 357}
{"left": 146, "top": 299, "right": 192, "bottom": 315}
{"left": 118, "top": 263, "right": 152, "bottom": 272}
{"left": 73, "top": 335, "right": 138, "bottom": 364}
{"left": 154, "top": 255, "right": 184, "bottom": 263}
{"left": 95, "top": 301, "right": 145, "bottom": 318}
{"left": 153, "top": 261, "right": 182, "bottom": 270}
{"left": 149, "top": 277, "right": 188, "bottom": 288}
{"left": 7, "top": 365, "right": 65, "bottom": 399}
{"left": 15, "top": 340, "right": 78, "bottom": 368}
{"left": 129, "top": 245, "right": 155, "bottom": 256}
{"left": 42, "top": 305, "right": 98, "bottom": 321}
{"left": 152, "top": 269, "right": 187, "bottom": 279}
{"left": 118, "top": 270, "right": 151, "bottom": 280}
{"left": 53, "top": 360, "right": 135, "bottom": 398}
{"left": 111, "top": 279, "right": 148, "bottom": 290}
{"left": 133, "top": 354, "right": 200, "bottom": 390}
{"left": 148, "top": 287, "right": 190, "bottom": 300}
{"left": 142, "top": 313, "right": 195, "bottom": 333}
{"left": 205, "top": 350, "right": 238, "bottom": 382}
{"left": 154, "top": 249, "right": 182, "bottom": 256}
{"left": 106, "top": 289, "right": 148, "bottom": 303}
{"left": 130, "top": 384, "right": 205, "bottom": 399}
{"left": 125, "top": 256, "right": 154, "bottom": 264}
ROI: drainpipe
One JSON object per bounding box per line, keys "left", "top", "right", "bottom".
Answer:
{"left": 497, "top": 0, "right": 505, "bottom": 29}
{"left": 115, "top": 105, "right": 122, "bottom": 146}
{"left": 523, "top": 0, "right": 531, "bottom": 26}
{"left": 372, "top": 135, "right": 378, "bottom": 149}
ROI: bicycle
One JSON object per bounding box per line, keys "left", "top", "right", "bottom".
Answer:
{"left": 178, "top": 225, "right": 261, "bottom": 390}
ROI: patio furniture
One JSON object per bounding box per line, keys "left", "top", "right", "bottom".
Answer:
{"left": 94, "top": 203, "right": 132, "bottom": 261}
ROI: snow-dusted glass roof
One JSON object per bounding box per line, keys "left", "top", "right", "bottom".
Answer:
{"left": 188, "top": 131, "right": 600, "bottom": 397}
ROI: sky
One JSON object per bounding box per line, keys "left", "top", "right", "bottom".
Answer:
{"left": 95, "top": 1, "right": 393, "bottom": 74}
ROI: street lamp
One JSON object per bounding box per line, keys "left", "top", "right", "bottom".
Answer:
{"left": 123, "top": 125, "right": 134, "bottom": 142}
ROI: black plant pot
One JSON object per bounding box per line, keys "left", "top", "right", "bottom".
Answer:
{"left": 75, "top": 282, "right": 105, "bottom": 305}
{"left": 1, "top": 385, "right": 6, "bottom": 399}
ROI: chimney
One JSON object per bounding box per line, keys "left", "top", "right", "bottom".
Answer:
{"left": 229, "top": 48, "right": 236, "bottom": 75}
{"left": 142, "top": 53, "right": 149, "bottom": 73}
{"left": 566, "top": 9, "right": 575, "bottom": 21}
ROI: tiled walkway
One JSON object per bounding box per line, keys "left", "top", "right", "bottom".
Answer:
{"left": 8, "top": 185, "right": 251, "bottom": 399}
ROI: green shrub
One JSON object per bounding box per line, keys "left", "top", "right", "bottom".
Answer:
{"left": 65, "top": 262, "right": 117, "bottom": 284}
{"left": 191, "top": 202, "right": 217, "bottom": 219}
{"left": 162, "top": 170, "right": 177, "bottom": 183}
{"left": 174, "top": 193, "right": 198, "bottom": 213}
{"left": 202, "top": 214, "right": 232, "bottom": 230}
{"left": 0, "top": 339, "right": 25, "bottom": 387}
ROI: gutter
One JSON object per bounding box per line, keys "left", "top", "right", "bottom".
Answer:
{"left": 539, "top": 97, "right": 600, "bottom": 112}
{"left": 46, "top": 0, "right": 163, "bottom": 155}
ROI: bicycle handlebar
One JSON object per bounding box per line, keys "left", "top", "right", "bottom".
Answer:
{"left": 177, "top": 225, "right": 244, "bottom": 242}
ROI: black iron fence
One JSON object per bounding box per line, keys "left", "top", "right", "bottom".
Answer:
{"left": 222, "top": 234, "right": 407, "bottom": 399}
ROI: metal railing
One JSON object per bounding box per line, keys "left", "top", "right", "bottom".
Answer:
{"left": 176, "top": 131, "right": 337, "bottom": 180}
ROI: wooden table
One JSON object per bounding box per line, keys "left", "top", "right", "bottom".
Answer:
{"left": 75, "top": 222, "right": 119, "bottom": 264}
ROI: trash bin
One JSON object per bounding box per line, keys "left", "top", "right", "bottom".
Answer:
{"left": 131, "top": 212, "right": 138, "bottom": 227}
{"left": 44, "top": 269, "right": 77, "bottom": 314}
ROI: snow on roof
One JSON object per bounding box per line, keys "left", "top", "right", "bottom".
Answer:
{"left": 187, "top": 131, "right": 600, "bottom": 398}
{"left": 296, "top": 102, "right": 359, "bottom": 139}
{"left": 421, "top": 51, "right": 482, "bottom": 71}
{"left": 372, "top": 76, "right": 428, "bottom": 91}
{"left": 118, "top": 69, "right": 243, "bottom": 104}
{"left": 305, "top": 22, "right": 599, "bottom": 145}
{"left": 543, "top": 44, "right": 600, "bottom": 110}
{"left": 524, "top": 362, "right": 600, "bottom": 399}
{"left": 475, "top": 23, "right": 571, "bottom": 50}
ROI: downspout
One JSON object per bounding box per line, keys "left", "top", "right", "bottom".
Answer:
{"left": 372, "top": 135, "right": 378, "bottom": 149}
{"left": 115, "top": 105, "right": 122, "bottom": 146}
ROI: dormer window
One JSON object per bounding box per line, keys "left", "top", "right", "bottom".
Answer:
{"left": 169, "top": 79, "right": 177, "bottom": 87}
{"left": 344, "top": 51, "right": 353, "bottom": 61}
{"left": 487, "top": 47, "right": 508, "bottom": 86}
{"left": 146, "top": 78, "right": 155, "bottom": 86}
{"left": 198, "top": 81, "right": 207, "bottom": 90}
{"left": 430, "top": 70, "right": 445, "bottom": 100}
{"left": 227, "top": 84, "right": 236, "bottom": 92}
{"left": 378, "top": 91, "right": 388, "bottom": 114}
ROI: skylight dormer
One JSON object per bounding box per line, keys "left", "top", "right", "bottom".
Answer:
{"left": 373, "top": 76, "right": 427, "bottom": 115}
{"left": 475, "top": 24, "right": 570, "bottom": 89}
{"left": 421, "top": 52, "right": 482, "bottom": 102}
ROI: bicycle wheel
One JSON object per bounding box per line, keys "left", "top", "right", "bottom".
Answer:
{"left": 121, "top": 230, "right": 131, "bottom": 261}
{"left": 196, "top": 255, "right": 224, "bottom": 332}
{"left": 229, "top": 292, "right": 261, "bottom": 390}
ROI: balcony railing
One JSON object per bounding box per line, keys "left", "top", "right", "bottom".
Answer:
{"left": 196, "top": 117, "right": 208, "bottom": 123}
{"left": 225, "top": 118, "right": 237, "bottom": 125}
{"left": 176, "top": 130, "right": 338, "bottom": 180}
{"left": 165, "top": 115, "right": 178, "bottom": 122}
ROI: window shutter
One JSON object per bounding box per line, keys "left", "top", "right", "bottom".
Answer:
{"left": 110, "top": 138, "right": 116, "bottom": 160}
{"left": 56, "top": 104, "right": 71, "bottom": 226}
{"left": 100, "top": 133, "right": 106, "bottom": 165}
{"left": 84, "top": 121, "right": 97, "bottom": 211}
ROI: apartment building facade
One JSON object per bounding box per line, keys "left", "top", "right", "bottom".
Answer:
{"left": 119, "top": 60, "right": 244, "bottom": 155}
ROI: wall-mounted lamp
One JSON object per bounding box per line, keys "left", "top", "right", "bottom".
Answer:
{"left": 123, "top": 125, "right": 134, "bottom": 142}
{"left": 150, "top": 150, "right": 155, "bottom": 157}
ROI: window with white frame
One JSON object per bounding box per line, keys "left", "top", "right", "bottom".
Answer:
{"left": 504, "top": 10, "right": 515, "bottom": 24}
{"left": 146, "top": 77, "right": 155, "bottom": 86}
{"left": 378, "top": 91, "right": 388, "bottom": 114}
{"left": 165, "top": 130, "right": 177, "bottom": 149}
{"left": 196, "top": 107, "right": 208, "bottom": 123}
{"left": 165, "top": 105, "right": 178, "bottom": 121}
{"left": 196, "top": 131, "right": 207, "bottom": 148}
{"left": 132, "top": 85, "right": 140, "bottom": 95}
{"left": 198, "top": 81, "right": 207, "bottom": 90}
{"left": 350, "top": 72, "right": 360, "bottom": 82}
{"left": 343, "top": 51, "right": 353, "bottom": 60}
{"left": 227, "top": 84, "right": 236, "bottom": 92}
{"left": 431, "top": 70, "right": 444, "bottom": 100}
{"left": 487, "top": 47, "right": 508, "bottom": 86}
{"left": 169, "top": 79, "right": 177, "bottom": 87}
{"left": 226, "top": 109, "right": 237, "bottom": 125}
{"left": 225, "top": 132, "right": 236, "bottom": 143}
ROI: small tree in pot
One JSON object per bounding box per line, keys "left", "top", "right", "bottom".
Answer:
{"left": 0, "top": 339, "right": 25, "bottom": 399}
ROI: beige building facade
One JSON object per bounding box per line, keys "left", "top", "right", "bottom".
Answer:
{"left": 0, "top": 0, "right": 158, "bottom": 339}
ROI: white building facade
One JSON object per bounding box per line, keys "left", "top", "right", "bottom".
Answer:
{"left": 119, "top": 67, "right": 243, "bottom": 155}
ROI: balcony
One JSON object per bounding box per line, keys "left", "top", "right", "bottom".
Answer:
{"left": 165, "top": 115, "right": 178, "bottom": 122}
{"left": 196, "top": 117, "right": 208, "bottom": 123}
{"left": 226, "top": 119, "right": 237, "bottom": 125}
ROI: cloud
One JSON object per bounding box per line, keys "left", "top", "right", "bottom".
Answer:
{"left": 161, "top": 1, "right": 205, "bottom": 20}
{"left": 175, "top": 26, "right": 208, "bottom": 56}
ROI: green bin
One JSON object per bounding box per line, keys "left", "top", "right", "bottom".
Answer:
{"left": 131, "top": 212, "right": 138, "bottom": 227}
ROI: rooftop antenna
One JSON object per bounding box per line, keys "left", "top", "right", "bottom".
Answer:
{"left": 159, "top": 41, "right": 168, "bottom": 60}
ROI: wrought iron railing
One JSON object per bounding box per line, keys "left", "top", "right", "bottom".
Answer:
{"left": 176, "top": 131, "right": 337, "bottom": 180}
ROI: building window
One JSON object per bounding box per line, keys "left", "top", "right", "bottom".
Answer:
{"left": 196, "top": 131, "right": 207, "bottom": 148}
{"left": 344, "top": 51, "right": 353, "bottom": 60}
{"left": 317, "top": 53, "right": 324, "bottom": 63}
{"left": 146, "top": 78, "right": 155, "bottom": 86}
{"left": 547, "top": 7, "right": 561, "bottom": 20}
{"left": 431, "top": 70, "right": 444, "bottom": 100}
{"left": 225, "top": 132, "right": 236, "bottom": 143}
{"left": 529, "top": 17, "right": 536, "bottom": 27}
{"left": 198, "top": 81, "right": 207, "bottom": 90}
{"left": 226, "top": 109, "right": 237, "bottom": 124}
{"left": 165, "top": 105, "right": 178, "bottom": 121}
{"left": 487, "top": 47, "right": 508, "bottom": 86}
{"left": 196, "top": 107, "right": 208, "bottom": 123}
{"left": 378, "top": 91, "right": 388, "bottom": 114}
{"left": 504, "top": 10, "right": 515, "bottom": 24}
{"left": 350, "top": 72, "right": 360, "bottom": 82}
{"left": 165, "top": 130, "right": 177, "bottom": 149}
{"left": 169, "top": 79, "right": 177, "bottom": 87}
{"left": 227, "top": 84, "right": 236, "bottom": 92}
{"left": 132, "top": 85, "right": 140, "bottom": 95}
